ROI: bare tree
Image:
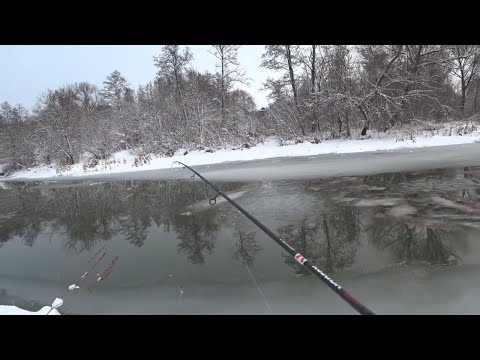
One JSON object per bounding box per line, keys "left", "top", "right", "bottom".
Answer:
{"left": 0, "top": 102, "right": 36, "bottom": 172}
{"left": 448, "top": 45, "right": 480, "bottom": 116}
{"left": 77, "top": 82, "right": 115, "bottom": 160}
{"left": 154, "top": 46, "right": 193, "bottom": 126}
{"left": 34, "top": 85, "right": 83, "bottom": 166}
{"left": 100, "top": 70, "right": 131, "bottom": 108}
{"left": 473, "top": 74, "right": 480, "bottom": 114}
{"left": 209, "top": 45, "right": 247, "bottom": 127}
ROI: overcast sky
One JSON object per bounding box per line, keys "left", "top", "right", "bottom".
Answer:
{"left": 0, "top": 45, "right": 275, "bottom": 110}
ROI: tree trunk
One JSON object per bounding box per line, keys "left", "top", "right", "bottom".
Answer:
{"left": 286, "top": 45, "right": 298, "bottom": 107}
{"left": 461, "top": 72, "right": 466, "bottom": 116}
{"left": 361, "top": 124, "right": 368, "bottom": 136}
{"left": 174, "top": 68, "right": 188, "bottom": 126}
{"left": 67, "top": 154, "right": 74, "bottom": 165}
{"left": 221, "top": 49, "right": 226, "bottom": 127}
{"left": 286, "top": 46, "right": 303, "bottom": 134}
{"left": 345, "top": 107, "right": 351, "bottom": 138}
{"left": 358, "top": 106, "right": 370, "bottom": 135}
{"left": 311, "top": 45, "right": 316, "bottom": 93}
{"left": 334, "top": 107, "right": 342, "bottom": 136}
{"left": 391, "top": 46, "right": 422, "bottom": 125}
{"left": 475, "top": 77, "right": 479, "bottom": 114}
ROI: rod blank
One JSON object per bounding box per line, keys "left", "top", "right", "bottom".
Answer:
{"left": 174, "top": 161, "right": 375, "bottom": 315}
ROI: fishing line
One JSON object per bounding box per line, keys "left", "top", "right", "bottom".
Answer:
{"left": 245, "top": 263, "right": 273, "bottom": 314}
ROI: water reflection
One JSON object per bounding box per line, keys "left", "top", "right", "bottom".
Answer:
{"left": 233, "top": 231, "right": 261, "bottom": 266}
{"left": 0, "top": 180, "right": 242, "bottom": 255}
{"left": 279, "top": 206, "right": 360, "bottom": 274}
{"left": 366, "top": 221, "right": 465, "bottom": 265}
{"left": 175, "top": 213, "right": 218, "bottom": 264}
{"left": 358, "top": 167, "right": 477, "bottom": 266}
{"left": 0, "top": 165, "right": 479, "bottom": 273}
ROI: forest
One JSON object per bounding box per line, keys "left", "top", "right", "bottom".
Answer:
{"left": 1, "top": 45, "right": 479, "bottom": 175}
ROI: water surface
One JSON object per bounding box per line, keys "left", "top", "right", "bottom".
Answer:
{"left": 1, "top": 166, "right": 480, "bottom": 314}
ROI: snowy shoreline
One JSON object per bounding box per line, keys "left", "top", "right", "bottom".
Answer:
{"left": 2, "top": 129, "right": 480, "bottom": 182}
{"left": 0, "top": 305, "right": 61, "bottom": 315}
{"left": 0, "top": 297, "right": 63, "bottom": 315}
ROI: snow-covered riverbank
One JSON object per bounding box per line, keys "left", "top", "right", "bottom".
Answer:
{"left": 2, "top": 126, "right": 480, "bottom": 182}
{"left": 0, "top": 305, "right": 60, "bottom": 315}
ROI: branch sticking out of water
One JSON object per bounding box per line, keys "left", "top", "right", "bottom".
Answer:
{"left": 88, "top": 245, "right": 106, "bottom": 264}
{"left": 97, "top": 256, "right": 119, "bottom": 282}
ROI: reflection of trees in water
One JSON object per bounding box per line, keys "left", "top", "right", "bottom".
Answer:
{"left": 362, "top": 168, "right": 477, "bottom": 265}
{"left": 367, "top": 220, "right": 463, "bottom": 265}
{"left": 0, "top": 180, "right": 242, "bottom": 255}
{"left": 117, "top": 182, "right": 154, "bottom": 248}
{"left": 44, "top": 185, "right": 124, "bottom": 253}
{"left": 118, "top": 216, "right": 149, "bottom": 248}
{"left": 364, "top": 167, "right": 480, "bottom": 204}
{"left": 363, "top": 169, "right": 462, "bottom": 189}
{"left": 1, "top": 171, "right": 475, "bottom": 266}
{"left": 0, "top": 186, "right": 43, "bottom": 247}
{"left": 232, "top": 231, "right": 261, "bottom": 266}
{"left": 364, "top": 167, "right": 480, "bottom": 265}
{"left": 175, "top": 213, "right": 218, "bottom": 264}
{"left": 279, "top": 206, "right": 360, "bottom": 275}
{"left": 460, "top": 166, "right": 480, "bottom": 202}
{"left": 363, "top": 172, "right": 409, "bottom": 188}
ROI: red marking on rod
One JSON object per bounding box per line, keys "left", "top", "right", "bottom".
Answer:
{"left": 342, "top": 291, "right": 362, "bottom": 306}
{"left": 295, "top": 253, "right": 307, "bottom": 265}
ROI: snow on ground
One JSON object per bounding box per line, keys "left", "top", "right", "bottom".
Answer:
{"left": 0, "top": 297, "right": 63, "bottom": 315}
{"left": 0, "top": 305, "right": 60, "bottom": 315}
{"left": 0, "top": 181, "right": 11, "bottom": 189}
{"left": 3, "top": 127, "right": 480, "bottom": 181}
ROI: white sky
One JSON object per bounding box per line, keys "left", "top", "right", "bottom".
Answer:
{"left": 0, "top": 45, "right": 275, "bottom": 110}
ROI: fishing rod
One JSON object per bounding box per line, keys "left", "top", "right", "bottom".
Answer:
{"left": 173, "top": 161, "right": 375, "bottom": 315}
